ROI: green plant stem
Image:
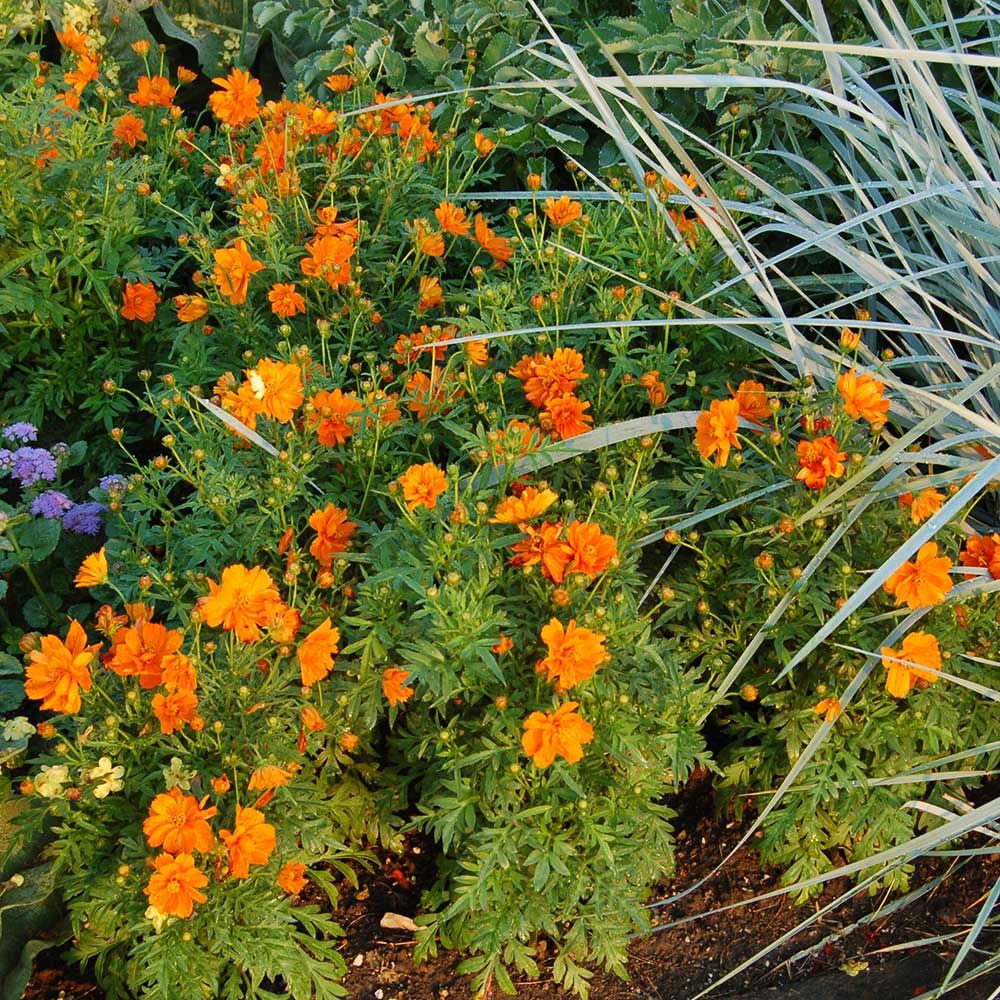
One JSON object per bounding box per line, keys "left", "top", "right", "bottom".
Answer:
{"left": 8, "top": 535, "right": 56, "bottom": 617}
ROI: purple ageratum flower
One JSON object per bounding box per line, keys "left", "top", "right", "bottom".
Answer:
{"left": 63, "top": 501, "right": 105, "bottom": 535}
{"left": 10, "top": 447, "right": 57, "bottom": 486}
{"left": 1, "top": 423, "right": 38, "bottom": 443}
{"left": 30, "top": 490, "right": 73, "bottom": 519}
{"left": 0, "top": 448, "right": 12, "bottom": 471}
{"left": 99, "top": 474, "right": 128, "bottom": 493}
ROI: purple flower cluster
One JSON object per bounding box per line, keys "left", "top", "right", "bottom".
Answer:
{"left": 1, "top": 422, "right": 38, "bottom": 443}
{"left": 8, "top": 447, "right": 57, "bottom": 487}
{"left": 63, "top": 502, "right": 105, "bottom": 535}
{"left": 30, "top": 490, "right": 73, "bottom": 519}
{"left": 99, "top": 474, "right": 128, "bottom": 493}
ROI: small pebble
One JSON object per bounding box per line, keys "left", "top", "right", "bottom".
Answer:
{"left": 353, "top": 954, "right": 364, "bottom": 967}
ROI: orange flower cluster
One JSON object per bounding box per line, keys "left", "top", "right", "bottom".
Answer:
{"left": 300, "top": 208, "right": 358, "bottom": 290}
{"left": 538, "top": 618, "right": 608, "bottom": 690}
{"left": 838, "top": 368, "right": 889, "bottom": 427}
{"left": 883, "top": 541, "right": 954, "bottom": 609}
{"left": 112, "top": 112, "right": 147, "bottom": 148}
{"left": 543, "top": 196, "right": 583, "bottom": 229}
{"left": 216, "top": 357, "right": 303, "bottom": 429}
{"left": 960, "top": 533, "right": 1000, "bottom": 579}
{"left": 307, "top": 387, "right": 362, "bottom": 447}
{"left": 101, "top": 605, "right": 201, "bottom": 735}
{"left": 213, "top": 237, "right": 265, "bottom": 306}
{"left": 509, "top": 519, "right": 616, "bottom": 584}
{"left": 382, "top": 667, "right": 414, "bottom": 706}
{"left": 129, "top": 75, "right": 177, "bottom": 108}
{"left": 121, "top": 281, "right": 160, "bottom": 323}
{"left": 510, "top": 349, "right": 591, "bottom": 440}
{"left": 308, "top": 503, "right": 357, "bottom": 567}
{"left": 880, "top": 630, "right": 941, "bottom": 697}
{"left": 730, "top": 379, "right": 771, "bottom": 424}
{"left": 208, "top": 68, "right": 262, "bottom": 129}
{"left": 399, "top": 463, "right": 448, "bottom": 512}
{"left": 898, "top": 487, "right": 945, "bottom": 525}
{"left": 298, "top": 618, "right": 340, "bottom": 686}
{"left": 695, "top": 398, "right": 741, "bottom": 467}
{"left": 795, "top": 435, "right": 847, "bottom": 490}
{"left": 639, "top": 370, "right": 668, "bottom": 407}
{"left": 24, "top": 620, "right": 100, "bottom": 715}
{"left": 201, "top": 564, "right": 284, "bottom": 643}
{"left": 220, "top": 805, "right": 277, "bottom": 879}
{"left": 522, "top": 702, "right": 594, "bottom": 768}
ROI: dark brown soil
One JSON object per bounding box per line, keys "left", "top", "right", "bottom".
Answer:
{"left": 25, "top": 772, "right": 1000, "bottom": 1000}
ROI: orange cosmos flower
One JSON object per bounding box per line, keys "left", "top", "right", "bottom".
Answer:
{"left": 538, "top": 618, "right": 607, "bottom": 690}
{"left": 473, "top": 213, "right": 514, "bottom": 265}
{"left": 152, "top": 690, "right": 199, "bottom": 735}
{"left": 908, "top": 488, "right": 945, "bottom": 525}
{"left": 301, "top": 706, "right": 326, "bottom": 732}
{"left": 174, "top": 294, "right": 209, "bottom": 323}
{"left": 435, "top": 201, "right": 470, "bottom": 237}
{"left": 300, "top": 233, "right": 355, "bottom": 289}
{"left": 246, "top": 358, "right": 304, "bottom": 422}
{"left": 417, "top": 274, "right": 444, "bottom": 311}
{"left": 492, "top": 635, "right": 514, "bottom": 655}
{"left": 308, "top": 504, "right": 356, "bottom": 567}
{"left": 520, "top": 348, "right": 588, "bottom": 407}
{"left": 213, "top": 238, "right": 265, "bottom": 306}
{"left": 240, "top": 195, "right": 272, "bottom": 228}
{"left": 308, "top": 389, "right": 362, "bottom": 447}
{"left": 268, "top": 283, "right": 305, "bottom": 318}
{"left": 24, "top": 621, "right": 99, "bottom": 714}
{"left": 120, "top": 280, "right": 160, "bottom": 323}
{"left": 382, "top": 667, "right": 414, "bottom": 707}
{"left": 74, "top": 548, "right": 108, "bottom": 588}
{"left": 795, "top": 435, "right": 847, "bottom": 490}
{"left": 162, "top": 653, "right": 197, "bottom": 694}
{"left": 248, "top": 765, "right": 292, "bottom": 791}
{"left": 201, "top": 564, "right": 284, "bottom": 642}
{"left": 177, "top": 66, "right": 197, "bottom": 84}
{"left": 509, "top": 521, "right": 572, "bottom": 583}
{"left": 208, "top": 68, "right": 262, "bottom": 128}
{"left": 143, "top": 787, "right": 217, "bottom": 854}
{"left": 144, "top": 853, "right": 208, "bottom": 918}
{"left": 838, "top": 368, "right": 889, "bottom": 426}
{"left": 57, "top": 27, "right": 92, "bottom": 56}
{"left": 490, "top": 486, "right": 558, "bottom": 525}
{"left": 325, "top": 73, "right": 355, "bottom": 93}
{"left": 960, "top": 533, "right": 1000, "bottom": 579}
{"left": 107, "top": 620, "right": 183, "bottom": 689}
{"left": 314, "top": 207, "right": 360, "bottom": 242}
{"left": 730, "top": 379, "right": 770, "bottom": 424}
{"left": 64, "top": 56, "right": 99, "bottom": 95}
{"left": 564, "top": 522, "right": 616, "bottom": 579}
{"left": 211, "top": 775, "right": 231, "bottom": 794}
{"left": 278, "top": 861, "right": 308, "bottom": 894}
{"left": 813, "top": 697, "right": 842, "bottom": 722}
{"left": 129, "top": 75, "right": 176, "bottom": 108}
{"left": 465, "top": 339, "right": 490, "bottom": 367}
{"left": 544, "top": 195, "right": 583, "bottom": 228}
{"left": 411, "top": 219, "right": 445, "bottom": 257}
{"left": 542, "top": 393, "right": 592, "bottom": 440}
{"left": 639, "top": 371, "right": 668, "bottom": 407}
{"left": 400, "top": 463, "right": 448, "bottom": 512}
{"left": 220, "top": 806, "right": 276, "bottom": 879}
{"left": 521, "top": 701, "right": 594, "bottom": 768}
{"left": 695, "top": 398, "right": 741, "bottom": 467}
{"left": 880, "top": 631, "right": 942, "bottom": 698}
{"left": 297, "top": 618, "right": 340, "bottom": 686}
{"left": 113, "top": 112, "right": 147, "bottom": 148}
{"left": 884, "top": 541, "right": 954, "bottom": 609}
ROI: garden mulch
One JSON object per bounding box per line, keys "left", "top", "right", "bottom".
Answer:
{"left": 25, "top": 769, "right": 1000, "bottom": 1000}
